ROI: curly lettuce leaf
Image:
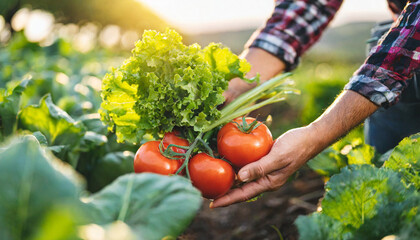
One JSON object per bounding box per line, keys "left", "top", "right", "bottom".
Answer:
{"left": 100, "top": 29, "right": 251, "bottom": 143}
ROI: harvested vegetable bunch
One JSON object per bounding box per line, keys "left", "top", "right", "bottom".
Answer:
{"left": 100, "top": 28, "right": 299, "bottom": 198}
{"left": 100, "top": 29, "right": 252, "bottom": 144}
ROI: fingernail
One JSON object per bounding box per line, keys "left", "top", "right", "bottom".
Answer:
{"left": 239, "top": 170, "right": 250, "bottom": 182}
{"left": 209, "top": 202, "right": 214, "bottom": 208}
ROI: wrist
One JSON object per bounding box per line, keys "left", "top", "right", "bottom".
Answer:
{"left": 242, "top": 47, "right": 286, "bottom": 81}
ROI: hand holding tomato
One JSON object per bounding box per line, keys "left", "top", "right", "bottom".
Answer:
{"left": 211, "top": 126, "right": 320, "bottom": 208}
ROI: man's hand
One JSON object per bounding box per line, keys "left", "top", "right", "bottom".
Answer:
{"left": 211, "top": 125, "right": 320, "bottom": 208}
{"left": 211, "top": 90, "right": 379, "bottom": 208}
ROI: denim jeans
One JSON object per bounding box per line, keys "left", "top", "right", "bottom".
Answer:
{"left": 364, "top": 21, "right": 420, "bottom": 153}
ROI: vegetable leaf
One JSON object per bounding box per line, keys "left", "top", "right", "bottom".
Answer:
{"left": 307, "top": 148, "right": 347, "bottom": 177}
{"left": 83, "top": 173, "right": 202, "bottom": 240}
{"left": 0, "top": 136, "right": 81, "bottom": 240}
{"left": 0, "top": 79, "right": 29, "bottom": 140}
{"left": 19, "top": 94, "right": 86, "bottom": 165}
{"left": 87, "top": 151, "right": 135, "bottom": 192}
{"left": 322, "top": 165, "right": 407, "bottom": 229}
{"left": 100, "top": 29, "right": 251, "bottom": 143}
{"left": 384, "top": 133, "right": 420, "bottom": 190}
{"left": 347, "top": 143, "right": 375, "bottom": 165}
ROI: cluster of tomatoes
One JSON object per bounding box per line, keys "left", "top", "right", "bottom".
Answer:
{"left": 133, "top": 117, "right": 273, "bottom": 199}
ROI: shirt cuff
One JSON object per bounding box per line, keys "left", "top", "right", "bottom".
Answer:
{"left": 344, "top": 75, "right": 402, "bottom": 108}
{"left": 247, "top": 32, "right": 299, "bottom": 72}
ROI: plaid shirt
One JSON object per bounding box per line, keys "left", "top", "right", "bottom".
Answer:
{"left": 249, "top": 0, "right": 420, "bottom": 108}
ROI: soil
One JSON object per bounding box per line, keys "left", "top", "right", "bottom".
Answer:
{"left": 180, "top": 168, "right": 325, "bottom": 240}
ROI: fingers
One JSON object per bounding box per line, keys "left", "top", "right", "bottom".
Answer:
{"left": 211, "top": 170, "right": 288, "bottom": 208}
{"left": 237, "top": 150, "right": 289, "bottom": 183}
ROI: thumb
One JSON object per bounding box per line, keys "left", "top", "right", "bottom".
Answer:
{"left": 237, "top": 152, "right": 284, "bottom": 182}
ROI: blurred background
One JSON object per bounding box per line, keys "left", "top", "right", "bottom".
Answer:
{"left": 0, "top": 0, "right": 394, "bottom": 239}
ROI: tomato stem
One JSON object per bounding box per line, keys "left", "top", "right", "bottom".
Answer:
{"left": 158, "top": 141, "right": 188, "bottom": 160}
{"left": 232, "top": 116, "right": 261, "bottom": 134}
{"left": 175, "top": 132, "right": 203, "bottom": 178}
{"left": 197, "top": 138, "right": 215, "bottom": 158}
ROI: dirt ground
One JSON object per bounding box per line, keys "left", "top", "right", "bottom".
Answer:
{"left": 180, "top": 168, "right": 325, "bottom": 240}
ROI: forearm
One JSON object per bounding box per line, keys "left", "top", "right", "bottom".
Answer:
{"left": 306, "top": 90, "right": 379, "bottom": 156}
{"left": 225, "top": 48, "right": 286, "bottom": 101}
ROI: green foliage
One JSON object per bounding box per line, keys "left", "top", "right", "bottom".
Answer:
{"left": 87, "top": 151, "right": 135, "bottom": 192}
{"left": 322, "top": 165, "right": 407, "bottom": 229}
{"left": 398, "top": 212, "right": 420, "bottom": 240}
{"left": 0, "top": 31, "right": 207, "bottom": 239}
{"left": 300, "top": 80, "right": 344, "bottom": 124}
{"left": 0, "top": 79, "right": 29, "bottom": 140}
{"left": 296, "top": 213, "right": 348, "bottom": 240}
{"left": 0, "top": 136, "right": 202, "bottom": 240}
{"left": 19, "top": 94, "right": 85, "bottom": 165}
{"left": 100, "top": 29, "right": 251, "bottom": 144}
{"left": 84, "top": 173, "right": 202, "bottom": 240}
{"left": 346, "top": 143, "right": 375, "bottom": 165}
{"left": 384, "top": 133, "right": 420, "bottom": 190}
{"left": 307, "top": 148, "right": 347, "bottom": 177}
{"left": 297, "top": 133, "right": 420, "bottom": 240}
{"left": 0, "top": 136, "right": 82, "bottom": 240}
{"left": 0, "top": 32, "right": 140, "bottom": 192}
{"left": 307, "top": 126, "right": 376, "bottom": 177}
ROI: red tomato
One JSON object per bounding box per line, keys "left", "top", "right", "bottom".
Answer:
{"left": 134, "top": 141, "right": 183, "bottom": 175}
{"left": 217, "top": 117, "right": 273, "bottom": 168}
{"left": 162, "top": 131, "right": 189, "bottom": 154}
{"left": 188, "top": 153, "right": 235, "bottom": 199}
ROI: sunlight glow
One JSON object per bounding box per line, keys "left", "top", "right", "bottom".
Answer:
{"left": 138, "top": 0, "right": 391, "bottom": 34}
{"left": 0, "top": 15, "right": 5, "bottom": 32}
{"left": 138, "top": 0, "right": 274, "bottom": 34}
{"left": 99, "top": 25, "right": 121, "bottom": 48}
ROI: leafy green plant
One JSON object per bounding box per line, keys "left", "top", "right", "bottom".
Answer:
{"left": 0, "top": 30, "right": 206, "bottom": 239}
{"left": 0, "top": 136, "right": 202, "bottom": 240}
{"left": 100, "top": 29, "right": 298, "bottom": 182}
{"left": 296, "top": 133, "right": 420, "bottom": 240}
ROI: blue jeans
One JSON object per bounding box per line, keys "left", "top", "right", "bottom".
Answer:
{"left": 364, "top": 21, "right": 420, "bottom": 153}
{"left": 364, "top": 78, "right": 420, "bottom": 153}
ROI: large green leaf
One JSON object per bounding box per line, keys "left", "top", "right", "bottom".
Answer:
{"left": 0, "top": 136, "right": 81, "bottom": 240}
{"left": 19, "top": 94, "right": 86, "bottom": 165}
{"left": 19, "top": 94, "right": 85, "bottom": 145}
{"left": 84, "top": 173, "right": 202, "bottom": 240}
{"left": 322, "top": 165, "right": 407, "bottom": 229}
{"left": 384, "top": 133, "right": 420, "bottom": 190}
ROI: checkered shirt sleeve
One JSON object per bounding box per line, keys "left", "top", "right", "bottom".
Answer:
{"left": 247, "top": 0, "right": 343, "bottom": 71}
{"left": 345, "top": 2, "right": 420, "bottom": 108}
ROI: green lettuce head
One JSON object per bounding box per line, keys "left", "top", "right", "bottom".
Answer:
{"left": 100, "top": 29, "right": 251, "bottom": 144}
